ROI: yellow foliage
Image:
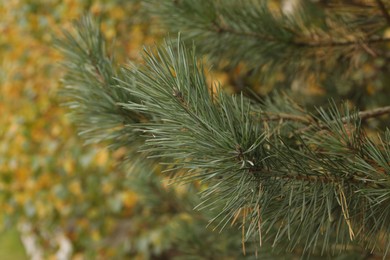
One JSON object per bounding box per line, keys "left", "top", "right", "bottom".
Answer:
{"left": 366, "top": 84, "right": 378, "bottom": 96}
{"left": 37, "top": 173, "right": 52, "bottom": 188}
{"left": 14, "top": 193, "right": 28, "bottom": 205}
{"left": 15, "top": 168, "right": 29, "bottom": 183}
{"left": 68, "top": 180, "right": 82, "bottom": 196}
{"left": 102, "top": 181, "right": 114, "bottom": 194}
{"left": 64, "top": 159, "right": 75, "bottom": 174}
{"left": 3, "top": 203, "right": 14, "bottom": 215}
{"left": 109, "top": 6, "right": 126, "bottom": 20}
{"left": 178, "top": 212, "right": 193, "bottom": 223}
{"left": 384, "top": 28, "right": 390, "bottom": 39}
{"left": 35, "top": 200, "right": 50, "bottom": 218}
{"left": 72, "top": 253, "right": 85, "bottom": 260}
{"left": 91, "top": 229, "right": 101, "bottom": 241}
{"left": 95, "top": 150, "right": 109, "bottom": 167}
{"left": 121, "top": 191, "right": 138, "bottom": 209}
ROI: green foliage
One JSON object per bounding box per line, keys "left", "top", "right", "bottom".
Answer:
{"left": 144, "top": 0, "right": 390, "bottom": 107}
{"left": 56, "top": 1, "right": 390, "bottom": 259}
{"left": 0, "top": 229, "right": 26, "bottom": 260}
{"left": 55, "top": 16, "right": 254, "bottom": 259}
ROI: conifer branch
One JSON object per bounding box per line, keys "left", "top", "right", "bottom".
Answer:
{"left": 212, "top": 21, "right": 278, "bottom": 44}
{"left": 295, "top": 37, "right": 390, "bottom": 48}
{"left": 293, "top": 105, "right": 390, "bottom": 135}
{"left": 248, "top": 167, "right": 365, "bottom": 185}
{"left": 58, "top": 15, "right": 390, "bottom": 259}
{"left": 359, "top": 105, "right": 390, "bottom": 120}
{"left": 212, "top": 21, "right": 390, "bottom": 48}
{"left": 261, "top": 112, "right": 312, "bottom": 123}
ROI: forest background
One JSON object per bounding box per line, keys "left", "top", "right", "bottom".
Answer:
{"left": 0, "top": 1, "right": 155, "bottom": 259}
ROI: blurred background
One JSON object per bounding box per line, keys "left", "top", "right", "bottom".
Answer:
{"left": 0, "top": 1, "right": 158, "bottom": 259}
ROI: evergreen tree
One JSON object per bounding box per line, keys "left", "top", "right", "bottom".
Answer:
{"left": 57, "top": 1, "right": 390, "bottom": 258}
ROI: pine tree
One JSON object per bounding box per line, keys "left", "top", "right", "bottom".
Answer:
{"left": 57, "top": 1, "right": 390, "bottom": 258}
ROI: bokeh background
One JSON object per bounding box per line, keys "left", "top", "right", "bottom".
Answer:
{"left": 0, "top": 1, "right": 158, "bottom": 259}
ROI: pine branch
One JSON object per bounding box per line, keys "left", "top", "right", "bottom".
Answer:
{"left": 375, "top": 0, "right": 390, "bottom": 25}
{"left": 296, "top": 36, "right": 390, "bottom": 48}
{"left": 212, "top": 20, "right": 281, "bottom": 44}
{"left": 359, "top": 105, "right": 390, "bottom": 119}
{"left": 213, "top": 20, "right": 390, "bottom": 48}
{"left": 55, "top": 16, "right": 150, "bottom": 153}
{"left": 143, "top": 0, "right": 390, "bottom": 83}
{"left": 120, "top": 38, "right": 389, "bottom": 254}
{"left": 59, "top": 17, "right": 390, "bottom": 258}
{"left": 261, "top": 111, "right": 312, "bottom": 123}
{"left": 246, "top": 167, "right": 365, "bottom": 185}
{"left": 294, "top": 105, "right": 390, "bottom": 135}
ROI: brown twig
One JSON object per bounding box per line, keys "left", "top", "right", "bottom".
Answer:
{"left": 261, "top": 112, "right": 312, "bottom": 123}
{"left": 294, "top": 105, "right": 390, "bottom": 135}
{"left": 375, "top": 0, "right": 390, "bottom": 25}
{"left": 359, "top": 105, "right": 390, "bottom": 120}
{"left": 212, "top": 22, "right": 390, "bottom": 48}
{"left": 248, "top": 167, "right": 365, "bottom": 185}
